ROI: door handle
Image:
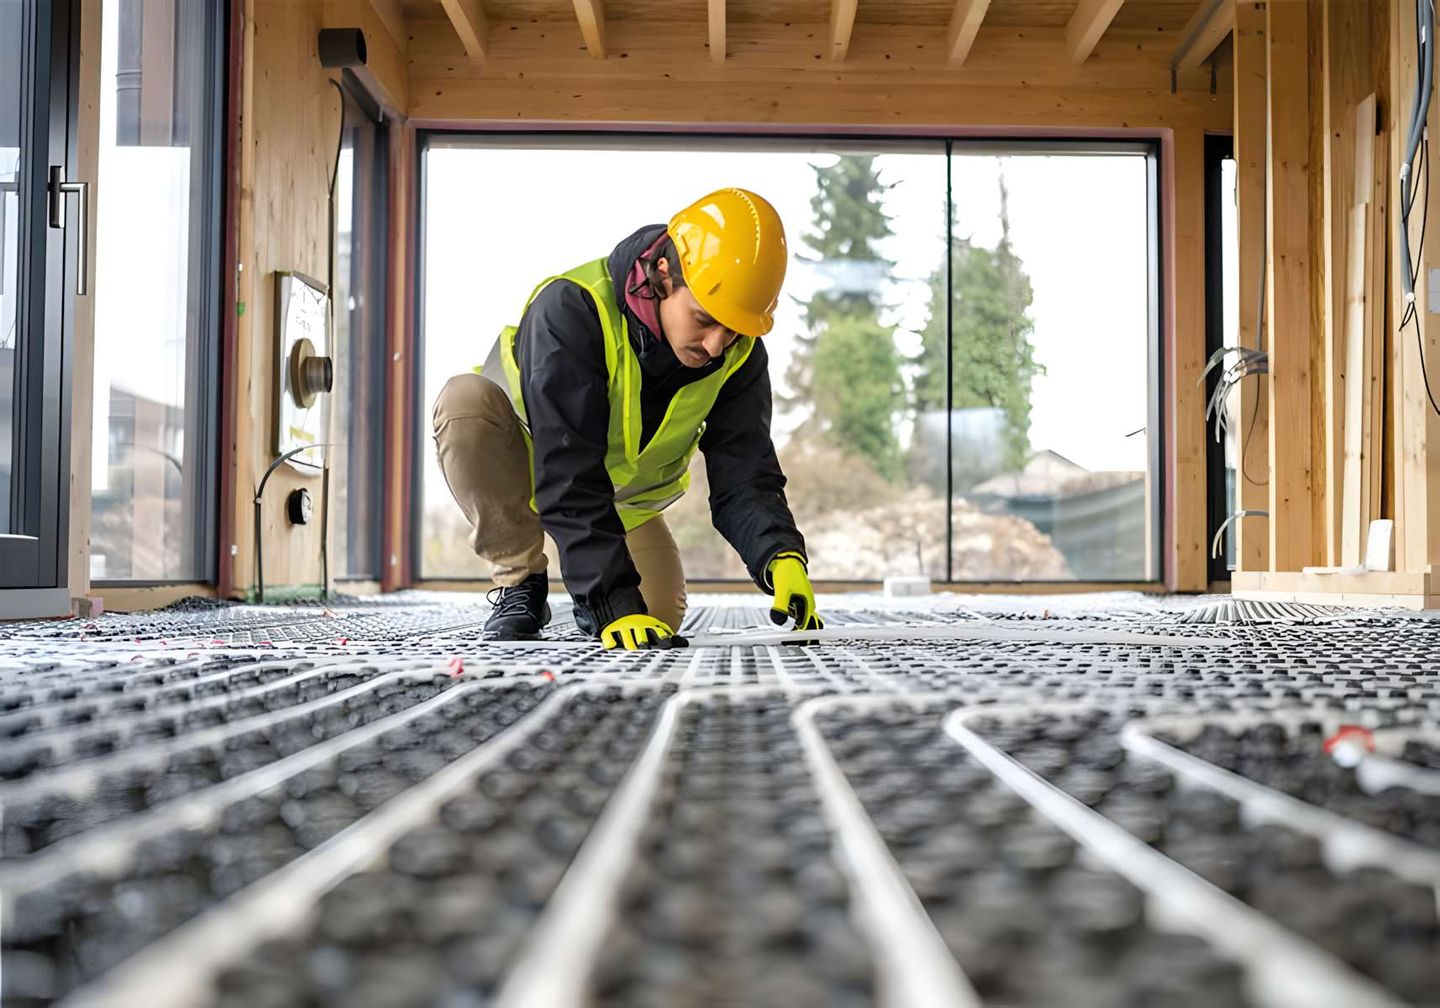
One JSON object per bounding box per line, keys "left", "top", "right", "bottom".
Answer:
{"left": 47, "top": 165, "right": 90, "bottom": 296}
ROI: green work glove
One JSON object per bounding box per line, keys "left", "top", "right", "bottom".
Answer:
{"left": 768, "top": 552, "right": 824, "bottom": 632}
{"left": 600, "top": 613, "right": 682, "bottom": 650}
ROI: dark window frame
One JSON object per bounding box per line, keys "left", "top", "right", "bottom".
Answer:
{"left": 331, "top": 73, "right": 390, "bottom": 582}
{"left": 1203, "top": 133, "right": 1235, "bottom": 584}
{"left": 410, "top": 130, "right": 1166, "bottom": 586}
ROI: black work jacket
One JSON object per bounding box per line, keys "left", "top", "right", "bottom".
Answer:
{"left": 512, "top": 224, "right": 806, "bottom": 633}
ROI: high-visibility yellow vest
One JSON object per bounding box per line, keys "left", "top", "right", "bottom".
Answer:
{"left": 496, "top": 257, "right": 755, "bottom": 531}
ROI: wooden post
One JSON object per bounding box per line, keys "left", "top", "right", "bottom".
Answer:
{"left": 1173, "top": 122, "right": 1209, "bottom": 591}
{"left": 1265, "top": 0, "right": 1317, "bottom": 571}
{"left": 1233, "top": 0, "right": 1269, "bottom": 574}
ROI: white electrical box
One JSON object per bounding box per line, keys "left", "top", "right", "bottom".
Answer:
{"left": 273, "top": 271, "right": 332, "bottom": 471}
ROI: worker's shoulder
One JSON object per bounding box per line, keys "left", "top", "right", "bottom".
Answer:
{"left": 526, "top": 275, "right": 600, "bottom": 316}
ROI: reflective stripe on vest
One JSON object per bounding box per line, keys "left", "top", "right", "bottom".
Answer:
{"left": 496, "top": 257, "right": 754, "bottom": 531}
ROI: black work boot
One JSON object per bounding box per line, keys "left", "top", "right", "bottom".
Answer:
{"left": 483, "top": 572, "right": 552, "bottom": 640}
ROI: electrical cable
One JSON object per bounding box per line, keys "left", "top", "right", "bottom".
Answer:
{"left": 1397, "top": 0, "right": 1440, "bottom": 416}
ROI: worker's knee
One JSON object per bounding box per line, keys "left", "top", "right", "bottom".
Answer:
{"left": 432, "top": 373, "right": 514, "bottom": 434}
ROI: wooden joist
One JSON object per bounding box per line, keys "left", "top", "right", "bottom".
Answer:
{"left": 946, "top": 0, "right": 992, "bottom": 66}
{"left": 709, "top": 0, "right": 725, "bottom": 63}
{"left": 1066, "top": 0, "right": 1124, "bottom": 65}
{"left": 830, "top": 0, "right": 858, "bottom": 61}
{"left": 1172, "top": 0, "right": 1233, "bottom": 73}
{"left": 572, "top": 0, "right": 606, "bottom": 59}
{"left": 439, "top": 0, "right": 488, "bottom": 63}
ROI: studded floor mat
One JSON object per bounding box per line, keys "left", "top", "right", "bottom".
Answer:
{"left": 1, "top": 590, "right": 1437, "bottom": 1007}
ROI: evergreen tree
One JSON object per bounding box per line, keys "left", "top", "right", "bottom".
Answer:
{"left": 785, "top": 155, "right": 907, "bottom": 481}
{"left": 913, "top": 168, "right": 1041, "bottom": 472}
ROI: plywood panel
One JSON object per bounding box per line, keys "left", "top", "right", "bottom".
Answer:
{"left": 1108, "top": 0, "right": 1198, "bottom": 32}
{"left": 728, "top": 0, "right": 827, "bottom": 24}
{"left": 481, "top": 0, "right": 575, "bottom": 20}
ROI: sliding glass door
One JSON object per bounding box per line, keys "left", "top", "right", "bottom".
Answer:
{"left": 1, "top": 0, "right": 80, "bottom": 615}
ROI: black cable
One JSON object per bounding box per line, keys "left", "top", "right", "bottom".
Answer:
{"left": 1399, "top": 0, "right": 1440, "bottom": 417}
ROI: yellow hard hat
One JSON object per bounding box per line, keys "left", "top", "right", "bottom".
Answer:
{"left": 667, "top": 188, "right": 787, "bottom": 337}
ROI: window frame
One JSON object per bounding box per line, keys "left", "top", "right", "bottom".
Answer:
{"left": 90, "top": 0, "right": 226, "bottom": 587}
{"left": 330, "top": 73, "right": 390, "bottom": 583}
{"left": 410, "top": 129, "right": 1166, "bottom": 586}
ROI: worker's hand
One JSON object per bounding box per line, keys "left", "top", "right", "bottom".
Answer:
{"left": 768, "top": 552, "right": 824, "bottom": 632}
{"left": 600, "top": 614, "right": 683, "bottom": 650}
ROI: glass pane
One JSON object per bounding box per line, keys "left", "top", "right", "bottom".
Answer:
{"left": 420, "top": 141, "right": 946, "bottom": 582}
{"left": 89, "top": 0, "right": 213, "bottom": 579}
{"left": 329, "top": 90, "right": 385, "bottom": 580}
{"left": 947, "top": 151, "right": 1154, "bottom": 581}
{"left": 0, "top": 0, "right": 22, "bottom": 533}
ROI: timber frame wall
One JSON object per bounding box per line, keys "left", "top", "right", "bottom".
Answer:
{"left": 1229, "top": 0, "right": 1440, "bottom": 608}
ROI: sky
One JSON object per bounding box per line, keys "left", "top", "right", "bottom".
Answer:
{"left": 420, "top": 139, "right": 1154, "bottom": 514}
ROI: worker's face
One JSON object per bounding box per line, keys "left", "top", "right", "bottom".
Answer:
{"left": 656, "top": 257, "right": 740, "bottom": 368}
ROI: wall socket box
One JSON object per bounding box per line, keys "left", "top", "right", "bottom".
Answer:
{"left": 273, "top": 271, "right": 332, "bottom": 471}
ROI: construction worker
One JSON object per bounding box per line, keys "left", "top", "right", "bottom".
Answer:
{"left": 432, "top": 188, "right": 824, "bottom": 650}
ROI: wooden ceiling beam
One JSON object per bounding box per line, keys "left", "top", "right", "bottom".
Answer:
{"left": 946, "top": 0, "right": 992, "bottom": 66}
{"left": 830, "top": 0, "right": 858, "bottom": 61}
{"left": 1066, "top": 0, "right": 1126, "bottom": 64}
{"left": 710, "top": 0, "right": 725, "bottom": 63}
{"left": 573, "top": 0, "right": 607, "bottom": 59}
{"left": 439, "top": 0, "right": 488, "bottom": 63}
{"left": 1172, "top": 0, "right": 1235, "bottom": 72}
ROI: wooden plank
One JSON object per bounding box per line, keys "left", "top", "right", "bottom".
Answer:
{"left": 368, "top": 0, "right": 408, "bottom": 53}
{"left": 1173, "top": 0, "right": 1233, "bottom": 72}
{"left": 1340, "top": 202, "right": 1368, "bottom": 567}
{"left": 1066, "top": 0, "right": 1125, "bottom": 64}
{"left": 1419, "top": 0, "right": 1440, "bottom": 573}
{"left": 709, "top": 0, "right": 725, "bottom": 63}
{"left": 1232, "top": 0, "right": 1268, "bottom": 575}
{"left": 382, "top": 123, "right": 415, "bottom": 591}
{"left": 1388, "top": 0, "right": 1434, "bottom": 573}
{"left": 1172, "top": 124, "right": 1209, "bottom": 591}
{"left": 572, "top": 0, "right": 606, "bottom": 59}
{"left": 439, "top": 0, "right": 489, "bottom": 63}
{"left": 1265, "top": 0, "right": 1315, "bottom": 572}
{"left": 946, "top": 0, "right": 992, "bottom": 65}
{"left": 1320, "top": 9, "right": 1358, "bottom": 566}
{"left": 830, "top": 0, "right": 858, "bottom": 61}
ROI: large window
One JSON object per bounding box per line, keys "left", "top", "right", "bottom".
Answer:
{"left": 328, "top": 84, "right": 388, "bottom": 581}
{"left": 89, "top": 0, "right": 222, "bottom": 581}
{"left": 418, "top": 136, "right": 1159, "bottom": 583}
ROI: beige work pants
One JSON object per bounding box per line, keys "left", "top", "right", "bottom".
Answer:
{"left": 431, "top": 372, "right": 689, "bottom": 631}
